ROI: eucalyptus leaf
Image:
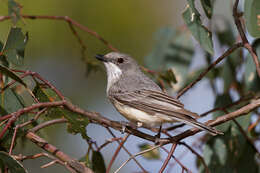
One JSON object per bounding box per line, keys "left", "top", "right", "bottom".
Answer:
{"left": 2, "top": 27, "right": 28, "bottom": 66}
{"left": 244, "top": 0, "right": 260, "bottom": 38}
{"left": 8, "top": 0, "right": 21, "bottom": 24}
{"left": 200, "top": 0, "right": 215, "bottom": 19}
{"left": 244, "top": 39, "right": 260, "bottom": 92}
{"left": 92, "top": 151, "right": 106, "bottom": 173}
{"left": 182, "top": 0, "right": 214, "bottom": 54}
{"left": 0, "top": 64, "right": 27, "bottom": 87}
{"left": 0, "top": 151, "right": 28, "bottom": 173}
{"left": 138, "top": 143, "right": 160, "bottom": 160}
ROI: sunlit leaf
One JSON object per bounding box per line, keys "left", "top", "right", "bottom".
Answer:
{"left": 0, "top": 151, "right": 28, "bottom": 173}
{"left": 0, "top": 64, "right": 26, "bottom": 87}
{"left": 244, "top": 0, "right": 260, "bottom": 38}
{"left": 138, "top": 143, "right": 160, "bottom": 160}
{"left": 182, "top": 0, "right": 214, "bottom": 54}
{"left": 2, "top": 27, "right": 28, "bottom": 66}
{"left": 200, "top": 0, "right": 215, "bottom": 19}
{"left": 92, "top": 151, "right": 106, "bottom": 173}
{"left": 8, "top": 0, "right": 21, "bottom": 24}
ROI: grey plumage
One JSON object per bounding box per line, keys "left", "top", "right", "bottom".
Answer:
{"left": 96, "top": 52, "right": 223, "bottom": 135}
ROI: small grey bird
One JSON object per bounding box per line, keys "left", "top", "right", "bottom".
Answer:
{"left": 96, "top": 52, "right": 222, "bottom": 136}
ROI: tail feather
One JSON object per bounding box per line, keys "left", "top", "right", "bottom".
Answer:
{"left": 169, "top": 115, "right": 223, "bottom": 136}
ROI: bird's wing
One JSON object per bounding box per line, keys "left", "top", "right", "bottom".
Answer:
{"left": 112, "top": 89, "right": 222, "bottom": 135}
{"left": 112, "top": 89, "right": 200, "bottom": 119}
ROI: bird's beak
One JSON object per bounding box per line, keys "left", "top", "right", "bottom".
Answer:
{"left": 95, "top": 54, "right": 108, "bottom": 62}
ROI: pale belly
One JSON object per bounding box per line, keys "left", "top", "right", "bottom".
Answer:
{"left": 113, "top": 101, "right": 174, "bottom": 127}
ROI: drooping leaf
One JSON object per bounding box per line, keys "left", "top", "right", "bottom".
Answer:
{"left": 2, "top": 27, "right": 28, "bottom": 66}
{"left": 8, "top": 0, "right": 22, "bottom": 25}
{"left": 182, "top": 0, "right": 214, "bottom": 54}
{"left": 0, "top": 64, "right": 26, "bottom": 87}
{"left": 244, "top": 0, "right": 260, "bottom": 38}
{"left": 92, "top": 151, "right": 106, "bottom": 173}
{"left": 0, "top": 151, "right": 28, "bottom": 173}
{"left": 138, "top": 143, "right": 160, "bottom": 160}
{"left": 200, "top": 0, "right": 215, "bottom": 19}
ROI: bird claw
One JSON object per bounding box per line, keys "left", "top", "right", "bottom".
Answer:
{"left": 120, "top": 121, "right": 138, "bottom": 134}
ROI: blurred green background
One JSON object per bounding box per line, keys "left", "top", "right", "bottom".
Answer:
{"left": 0, "top": 0, "right": 232, "bottom": 172}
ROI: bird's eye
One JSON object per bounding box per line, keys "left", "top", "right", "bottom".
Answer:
{"left": 117, "top": 58, "right": 124, "bottom": 63}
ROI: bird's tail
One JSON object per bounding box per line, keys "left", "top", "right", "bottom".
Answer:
{"left": 182, "top": 118, "right": 223, "bottom": 136}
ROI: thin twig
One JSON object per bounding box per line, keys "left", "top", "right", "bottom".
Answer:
{"left": 114, "top": 144, "right": 162, "bottom": 173}
{"left": 106, "top": 134, "right": 130, "bottom": 173}
{"left": 159, "top": 143, "right": 177, "bottom": 173}
{"left": 233, "top": 0, "right": 260, "bottom": 77}
{"left": 0, "top": 15, "right": 118, "bottom": 52}
{"left": 179, "top": 142, "right": 210, "bottom": 173}
{"left": 177, "top": 43, "right": 243, "bottom": 98}
{"left": 106, "top": 128, "right": 147, "bottom": 173}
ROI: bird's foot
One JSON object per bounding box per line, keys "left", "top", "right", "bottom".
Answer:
{"left": 154, "top": 125, "right": 162, "bottom": 145}
{"left": 120, "top": 121, "right": 138, "bottom": 134}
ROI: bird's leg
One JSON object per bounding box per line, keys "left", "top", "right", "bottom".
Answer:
{"left": 154, "top": 125, "right": 162, "bottom": 144}
{"left": 120, "top": 121, "right": 138, "bottom": 134}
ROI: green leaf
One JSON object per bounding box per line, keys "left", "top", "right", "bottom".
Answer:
{"left": 2, "top": 27, "right": 28, "bottom": 66}
{"left": 33, "top": 83, "right": 89, "bottom": 139}
{"left": 215, "top": 20, "right": 236, "bottom": 46}
{"left": 8, "top": 0, "right": 21, "bottom": 25}
{"left": 182, "top": 0, "right": 214, "bottom": 54}
{"left": 64, "top": 109, "right": 89, "bottom": 141}
{"left": 244, "top": 0, "right": 260, "bottom": 38}
{"left": 0, "top": 64, "right": 26, "bottom": 87}
{"left": 0, "top": 151, "right": 28, "bottom": 173}
{"left": 33, "top": 83, "right": 63, "bottom": 118}
{"left": 244, "top": 39, "right": 260, "bottom": 92}
{"left": 200, "top": 127, "right": 258, "bottom": 173}
{"left": 0, "top": 87, "right": 25, "bottom": 114}
{"left": 200, "top": 0, "right": 215, "bottom": 19}
{"left": 138, "top": 143, "right": 160, "bottom": 160}
{"left": 92, "top": 151, "right": 106, "bottom": 173}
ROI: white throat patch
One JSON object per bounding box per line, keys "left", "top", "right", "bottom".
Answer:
{"left": 104, "top": 62, "right": 122, "bottom": 93}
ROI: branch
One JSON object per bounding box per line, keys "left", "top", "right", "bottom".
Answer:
{"left": 177, "top": 43, "right": 243, "bottom": 98}
{"left": 26, "top": 131, "right": 93, "bottom": 173}
{"left": 106, "top": 134, "right": 130, "bottom": 173}
{"left": 159, "top": 143, "right": 177, "bottom": 173}
{"left": 0, "top": 15, "right": 118, "bottom": 52}
{"left": 233, "top": 0, "right": 260, "bottom": 77}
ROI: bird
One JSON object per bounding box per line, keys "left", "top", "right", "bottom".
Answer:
{"left": 95, "top": 52, "right": 223, "bottom": 136}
